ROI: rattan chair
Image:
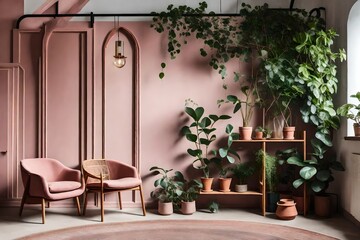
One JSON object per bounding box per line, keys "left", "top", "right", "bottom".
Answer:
{"left": 82, "top": 159, "right": 146, "bottom": 222}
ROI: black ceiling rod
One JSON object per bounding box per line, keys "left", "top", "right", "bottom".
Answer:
{"left": 289, "top": 0, "right": 295, "bottom": 11}
{"left": 16, "top": 12, "right": 242, "bottom": 29}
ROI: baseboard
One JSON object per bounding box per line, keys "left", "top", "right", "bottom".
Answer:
{"left": 342, "top": 208, "right": 360, "bottom": 228}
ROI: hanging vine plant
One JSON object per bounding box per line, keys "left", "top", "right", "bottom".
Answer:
{"left": 150, "top": 2, "right": 346, "bottom": 193}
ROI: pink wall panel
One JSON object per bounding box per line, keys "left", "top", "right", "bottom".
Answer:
{"left": 104, "top": 33, "right": 133, "bottom": 164}
{"left": 47, "top": 32, "right": 82, "bottom": 168}
{"left": 0, "top": 70, "right": 8, "bottom": 199}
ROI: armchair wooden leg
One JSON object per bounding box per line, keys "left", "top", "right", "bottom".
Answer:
{"left": 101, "top": 192, "right": 105, "bottom": 222}
{"left": 41, "top": 199, "right": 46, "bottom": 224}
{"left": 82, "top": 191, "right": 88, "bottom": 216}
{"left": 118, "top": 192, "right": 122, "bottom": 210}
{"left": 139, "top": 185, "right": 146, "bottom": 216}
{"left": 19, "top": 192, "right": 27, "bottom": 216}
{"left": 75, "top": 197, "right": 81, "bottom": 216}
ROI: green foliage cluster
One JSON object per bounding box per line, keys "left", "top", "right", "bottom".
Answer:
{"left": 337, "top": 92, "right": 360, "bottom": 125}
{"left": 255, "top": 150, "right": 278, "bottom": 193}
{"left": 230, "top": 162, "right": 255, "bottom": 185}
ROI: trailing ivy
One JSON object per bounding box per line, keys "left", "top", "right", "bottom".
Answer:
{"left": 150, "top": 2, "right": 346, "bottom": 193}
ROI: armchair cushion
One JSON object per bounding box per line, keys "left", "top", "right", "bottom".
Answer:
{"left": 87, "top": 178, "right": 142, "bottom": 190}
{"left": 48, "top": 181, "right": 82, "bottom": 193}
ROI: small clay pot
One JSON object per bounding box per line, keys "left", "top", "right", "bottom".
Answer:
{"left": 283, "top": 126, "right": 295, "bottom": 140}
{"left": 181, "top": 201, "right": 196, "bottom": 215}
{"left": 276, "top": 199, "right": 298, "bottom": 220}
{"left": 201, "top": 177, "right": 213, "bottom": 192}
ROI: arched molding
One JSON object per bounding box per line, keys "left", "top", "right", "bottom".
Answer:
{"left": 101, "top": 27, "right": 141, "bottom": 172}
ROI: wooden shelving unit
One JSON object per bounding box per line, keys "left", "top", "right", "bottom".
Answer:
{"left": 200, "top": 131, "right": 307, "bottom": 216}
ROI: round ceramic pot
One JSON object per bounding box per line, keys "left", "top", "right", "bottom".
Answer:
{"left": 201, "top": 177, "right": 213, "bottom": 192}
{"left": 354, "top": 123, "right": 360, "bottom": 136}
{"left": 239, "top": 127, "right": 253, "bottom": 140}
{"left": 181, "top": 201, "right": 196, "bottom": 215}
{"left": 276, "top": 199, "right": 298, "bottom": 220}
{"left": 158, "top": 201, "right": 173, "bottom": 215}
{"left": 283, "top": 126, "right": 295, "bottom": 140}
{"left": 234, "top": 184, "right": 248, "bottom": 193}
{"left": 218, "top": 178, "right": 232, "bottom": 192}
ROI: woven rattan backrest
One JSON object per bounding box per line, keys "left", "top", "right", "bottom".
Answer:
{"left": 82, "top": 159, "right": 110, "bottom": 183}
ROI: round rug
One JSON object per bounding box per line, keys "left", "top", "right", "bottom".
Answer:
{"left": 19, "top": 220, "right": 337, "bottom": 240}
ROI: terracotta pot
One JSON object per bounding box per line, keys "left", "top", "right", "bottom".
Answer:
{"left": 234, "top": 184, "right": 247, "bottom": 193}
{"left": 158, "top": 201, "right": 173, "bottom": 215}
{"left": 276, "top": 199, "right": 298, "bottom": 220}
{"left": 354, "top": 123, "right": 360, "bottom": 136}
{"left": 239, "top": 127, "right": 253, "bottom": 140}
{"left": 314, "top": 194, "right": 332, "bottom": 218}
{"left": 181, "top": 201, "right": 196, "bottom": 215}
{"left": 283, "top": 126, "right": 295, "bottom": 140}
{"left": 218, "top": 178, "right": 232, "bottom": 192}
{"left": 254, "top": 131, "right": 263, "bottom": 139}
{"left": 201, "top": 177, "right": 213, "bottom": 192}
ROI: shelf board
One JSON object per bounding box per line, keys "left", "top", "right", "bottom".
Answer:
{"left": 200, "top": 190, "right": 262, "bottom": 195}
{"left": 233, "top": 139, "right": 305, "bottom": 143}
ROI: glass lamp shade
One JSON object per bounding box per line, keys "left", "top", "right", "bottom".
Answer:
{"left": 113, "top": 40, "right": 126, "bottom": 68}
{"left": 113, "top": 55, "right": 126, "bottom": 68}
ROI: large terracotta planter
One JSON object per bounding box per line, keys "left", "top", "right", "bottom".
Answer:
{"left": 201, "top": 177, "right": 213, "bottom": 192}
{"left": 276, "top": 199, "right": 298, "bottom": 220}
{"left": 283, "top": 126, "right": 295, "bottom": 140}
{"left": 181, "top": 201, "right": 196, "bottom": 215}
{"left": 239, "top": 127, "right": 253, "bottom": 140}
{"left": 158, "top": 201, "right": 173, "bottom": 215}
{"left": 354, "top": 123, "right": 360, "bottom": 136}
{"left": 218, "top": 178, "right": 232, "bottom": 192}
{"left": 314, "top": 194, "right": 332, "bottom": 218}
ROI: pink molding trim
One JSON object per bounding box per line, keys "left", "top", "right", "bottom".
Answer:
{"left": 33, "top": 0, "right": 59, "bottom": 14}
{"left": 0, "top": 63, "right": 25, "bottom": 199}
{"left": 101, "top": 27, "right": 141, "bottom": 174}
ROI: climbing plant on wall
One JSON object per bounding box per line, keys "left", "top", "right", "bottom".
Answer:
{"left": 150, "top": 2, "right": 346, "bottom": 193}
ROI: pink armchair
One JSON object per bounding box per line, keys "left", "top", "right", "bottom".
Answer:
{"left": 82, "top": 159, "right": 146, "bottom": 222}
{"left": 19, "top": 158, "right": 85, "bottom": 224}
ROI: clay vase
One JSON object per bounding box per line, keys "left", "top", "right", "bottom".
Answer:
{"left": 283, "top": 126, "right": 295, "bottom": 140}
{"left": 201, "top": 177, "right": 213, "bottom": 192}
{"left": 158, "top": 201, "right": 173, "bottom": 215}
{"left": 276, "top": 199, "right": 298, "bottom": 220}
{"left": 354, "top": 123, "right": 360, "bottom": 136}
{"left": 181, "top": 201, "right": 196, "bottom": 215}
{"left": 218, "top": 178, "right": 232, "bottom": 192}
{"left": 239, "top": 127, "right": 253, "bottom": 140}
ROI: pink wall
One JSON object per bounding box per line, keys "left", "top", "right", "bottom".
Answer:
{"left": 0, "top": 1, "right": 293, "bottom": 209}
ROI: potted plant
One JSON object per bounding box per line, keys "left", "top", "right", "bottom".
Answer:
{"left": 230, "top": 161, "right": 255, "bottom": 192}
{"left": 337, "top": 91, "right": 360, "bottom": 136}
{"left": 181, "top": 102, "right": 231, "bottom": 192}
{"left": 216, "top": 124, "right": 241, "bottom": 191}
{"left": 254, "top": 126, "right": 272, "bottom": 139}
{"left": 286, "top": 141, "right": 345, "bottom": 217}
{"left": 179, "top": 178, "right": 203, "bottom": 215}
{"left": 149, "top": 166, "right": 183, "bottom": 215}
{"left": 256, "top": 150, "right": 279, "bottom": 212}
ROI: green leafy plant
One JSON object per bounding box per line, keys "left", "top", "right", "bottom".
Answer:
{"left": 255, "top": 126, "right": 272, "bottom": 138}
{"left": 181, "top": 103, "right": 231, "bottom": 178}
{"left": 256, "top": 150, "right": 278, "bottom": 192}
{"left": 149, "top": 166, "right": 183, "bottom": 204}
{"left": 214, "top": 124, "right": 240, "bottom": 177}
{"left": 230, "top": 162, "right": 255, "bottom": 185}
{"left": 337, "top": 92, "right": 360, "bottom": 125}
{"left": 286, "top": 141, "right": 345, "bottom": 193}
{"left": 180, "top": 178, "right": 203, "bottom": 202}
{"left": 208, "top": 201, "right": 219, "bottom": 213}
